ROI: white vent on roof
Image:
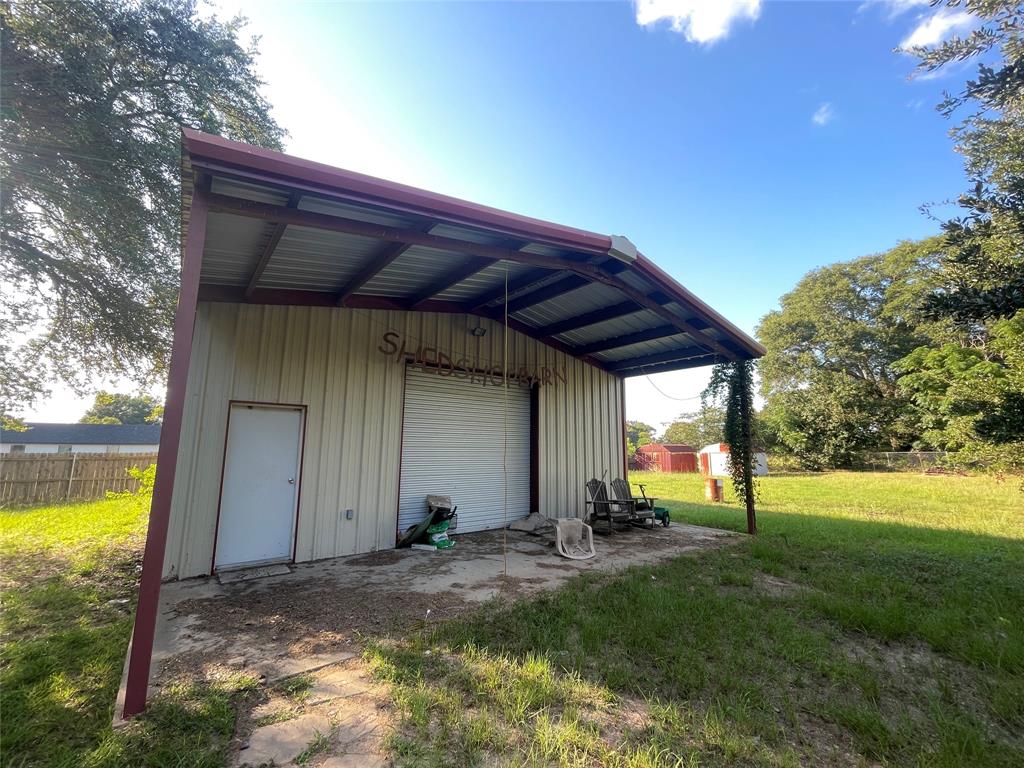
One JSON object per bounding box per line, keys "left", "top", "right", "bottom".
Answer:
{"left": 608, "top": 234, "right": 638, "bottom": 263}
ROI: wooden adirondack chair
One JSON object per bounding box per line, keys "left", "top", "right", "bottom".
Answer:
{"left": 611, "top": 478, "right": 656, "bottom": 529}
{"left": 585, "top": 478, "right": 633, "bottom": 534}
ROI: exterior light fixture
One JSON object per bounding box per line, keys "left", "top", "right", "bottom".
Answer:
{"left": 608, "top": 234, "right": 638, "bottom": 263}
{"left": 470, "top": 325, "right": 487, "bottom": 337}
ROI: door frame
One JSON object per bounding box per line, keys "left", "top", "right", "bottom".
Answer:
{"left": 210, "top": 400, "right": 307, "bottom": 573}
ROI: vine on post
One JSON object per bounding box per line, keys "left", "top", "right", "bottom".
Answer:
{"left": 703, "top": 360, "right": 757, "bottom": 535}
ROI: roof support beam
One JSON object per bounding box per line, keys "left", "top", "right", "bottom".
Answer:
{"left": 205, "top": 192, "right": 740, "bottom": 360}
{"left": 606, "top": 345, "right": 710, "bottom": 373}
{"left": 618, "top": 355, "right": 718, "bottom": 376}
{"left": 465, "top": 268, "right": 552, "bottom": 311}
{"left": 406, "top": 256, "right": 493, "bottom": 310}
{"left": 535, "top": 300, "right": 640, "bottom": 338}
{"left": 207, "top": 192, "right": 599, "bottom": 276}
{"left": 122, "top": 176, "right": 210, "bottom": 718}
{"left": 575, "top": 325, "right": 681, "bottom": 355}
{"left": 406, "top": 239, "right": 528, "bottom": 310}
{"left": 244, "top": 192, "right": 301, "bottom": 298}
{"left": 503, "top": 260, "right": 630, "bottom": 314}
{"left": 505, "top": 274, "right": 588, "bottom": 314}
{"left": 335, "top": 241, "right": 415, "bottom": 306}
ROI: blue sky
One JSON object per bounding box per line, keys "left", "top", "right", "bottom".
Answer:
{"left": 30, "top": 1, "right": 976, "bottom": 429}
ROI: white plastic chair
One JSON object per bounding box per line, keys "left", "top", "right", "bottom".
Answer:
{"left": 551, "top": 518, "right": 596, "bottom": 560}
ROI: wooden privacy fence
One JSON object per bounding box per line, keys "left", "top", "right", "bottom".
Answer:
{"left": 0, "top": 453, "right": 158, "bottom": 507}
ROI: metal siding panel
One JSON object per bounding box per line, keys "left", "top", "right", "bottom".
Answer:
{"left": 163, "top": 304, "right": 624, "bottom": 578}
{"left": 398, "top": 368, "right": 531, "bottom": 533}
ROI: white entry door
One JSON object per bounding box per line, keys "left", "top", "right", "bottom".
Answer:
{"left": 215, "top": 403, "right": 303, "bottom": 570}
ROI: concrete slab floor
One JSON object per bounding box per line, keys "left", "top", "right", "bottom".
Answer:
{"left": 126, "top": 523, "right": 738, "bottom": 765}
{"left": 145, "top": 522, "right": 738, "bottom": 692}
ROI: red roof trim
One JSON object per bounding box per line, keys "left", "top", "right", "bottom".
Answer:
{"left": 182, "top": 128, "right": 611, "bottom": 254}
{"left": 182, "top": 128, "right": 765, "bottom": 360}
{"left": 634, "top": 254, "right": 766, "bottom": 357}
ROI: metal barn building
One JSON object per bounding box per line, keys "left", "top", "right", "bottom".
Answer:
{"left": 122, "top": 129, "right": 764, "bottom": 716}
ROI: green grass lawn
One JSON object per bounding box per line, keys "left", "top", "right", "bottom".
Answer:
{"left": 0, "top": 497, "right": 258, "bottom": 768}
{"left": 369, "top": 472, "right": 1024, "bottom": 767}
{"left": 2, "top": 473, "right": 1022, "bottom": 767}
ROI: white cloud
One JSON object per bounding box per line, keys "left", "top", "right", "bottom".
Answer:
{"left": 858, "top": 0, "right": 931, "bottom": 21}
{"left": 634, "top": 0, "right": 761, "bottom": 45}
{"left": 812, "top": 102, "right": 835, "bottom": 126}
{"left": 900, "top": 8, "right": 974, "bottom": 48}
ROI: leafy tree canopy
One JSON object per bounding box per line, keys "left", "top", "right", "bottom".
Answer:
{"left": 661, "top": 406, "right": 725, "bottom": 448}
{"left": 79, "top": 390, "right": 163, "bottom": 425}
{"left": 756, "top": 238, "right": 947, "bottom": 468}
{"left": 0, "top": 0, "right": 285, "bottom": 419}
{"left": 625, "top": 420, "right": 656, "bottom": 452}
{"left": 907, "top": 0, "right": 1023, "bottom": 325}
{"left": 896, "top": 0, "right": 1024, "bottom": 473}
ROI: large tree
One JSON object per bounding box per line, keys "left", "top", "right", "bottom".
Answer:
{"left": 661, "top": 405, "right": 725, "bottom": 448}
{"left": 0, "top": 0, "right": 285, "bottom": 418}
{"left": 897, "top": 0, "right": 1024, "bottom": 472}
{"left": 757, "top": 238, "right": 946, "bottom": 468}
{"left": 905, "top": 0, "right": 1024, "bottom": 325}
{"left": 80, "top": 390, "right": 162, "bottom": 424}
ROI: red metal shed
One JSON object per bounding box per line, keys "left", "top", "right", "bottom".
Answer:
{"left": 636, "top": 443, "right": 698, "bottom": 473}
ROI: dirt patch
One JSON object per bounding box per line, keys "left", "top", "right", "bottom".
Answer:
{"left": 534, "top": 561, "right": 578, "bottom": 571}
{"left": 343, "top": 549, "right": 407, "bottom": 567}
{"left": 175, "top": 576, "right": 474, "bottom": 659}
{"left": 471, "top": 574, "right": 551, "bottom": 597}
{"left": 837, "top": 633, "right": 1020, "bottom": 749}
{"left": 790, "top": 711, "right": 876, "bottom": 767}
{"left": 753, "top": 572, "right": 811, "bottom": 597}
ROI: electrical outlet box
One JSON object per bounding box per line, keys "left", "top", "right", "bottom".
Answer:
{"left": 345, "top": 509, "right": 354, "bottom": 520}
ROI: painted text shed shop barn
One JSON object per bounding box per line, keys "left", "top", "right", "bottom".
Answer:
{"left": 122, "top": 129, "right": 763, "bottom": 716}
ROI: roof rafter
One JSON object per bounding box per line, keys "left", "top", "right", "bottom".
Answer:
{"left": 335, "top": 240, "right": 417, "bottom": 306}
{"left": 535, "top": 301, "right": 640, "bottom": 338}
{"left": 205, "top": 192, "right": 740, "bottom": 361}
{"left": 244, "top": 192, "right": 301, "bottom": 298}
{"left": 505, "top": 274, "right": 588, "bottom": 314}
{"left": 406, "top": 239, "right": 529, "bottom": 310}
{"left": 617, "top": 355, "right": 718, "bottom": 376}
{"left": 575, "top": 325, "right": 681, "bottom": 355}
{"left": 465, "top": 268, "right": 552, "bottom": 311}
{"left": 406, "top": 256, "right": 493, "bottom": 310}
{"left": 607, "top": 345, "right": 713, "bottom": 373}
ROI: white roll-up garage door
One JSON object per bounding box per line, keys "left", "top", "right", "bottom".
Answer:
{"left": 398, "top": 367, "right": 531, "bottom": 535}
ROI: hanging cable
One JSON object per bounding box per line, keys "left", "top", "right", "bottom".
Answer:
{"left": 642, "top": 373, "right": 704, "bottom": 402}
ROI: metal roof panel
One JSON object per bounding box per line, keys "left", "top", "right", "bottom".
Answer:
{"left": 200, "top": 213, "right": 271, "bottom": 286}
{"left": 257, "top": 227, "right": 380, "bottom": 292}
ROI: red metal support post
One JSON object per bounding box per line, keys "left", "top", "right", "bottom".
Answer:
{"left": 121, "top": 179, "right": 209, "bottom": 718}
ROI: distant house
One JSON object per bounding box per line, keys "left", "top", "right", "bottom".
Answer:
{"left": 0, "top": 423, "right": 161, "bottom": 454}
{"left": 636, "top": 443, "right": 699, "bottom": 473}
